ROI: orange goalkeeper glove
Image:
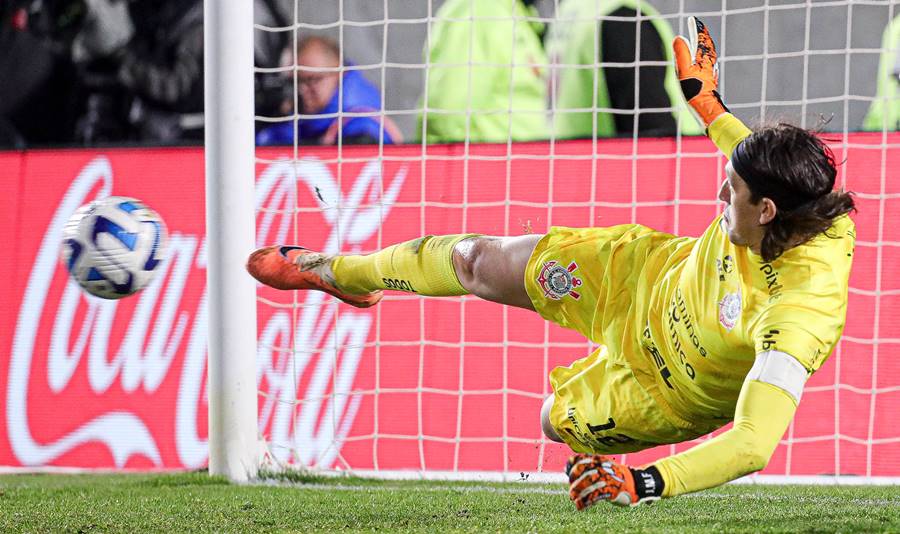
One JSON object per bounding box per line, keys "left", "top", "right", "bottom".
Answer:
{"left": 673, "top": 16, "right": 729, "bottom": 128}
{"left": 566, "top": 454, "right": 665, "bottom": 509}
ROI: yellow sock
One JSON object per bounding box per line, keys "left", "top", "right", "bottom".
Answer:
{"left": 330, "top": 234, "right": 477, "bottom": 296}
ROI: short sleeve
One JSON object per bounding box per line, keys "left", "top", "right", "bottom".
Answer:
{"left": 750, "top": 293, "right": 846, "bottom": 373}
{"left": 748, "top": 217, "right": 854, "bottom": 374}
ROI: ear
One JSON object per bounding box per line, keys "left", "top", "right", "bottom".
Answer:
{"left": 759, "top": 198, "right": 777, "bottom": 225}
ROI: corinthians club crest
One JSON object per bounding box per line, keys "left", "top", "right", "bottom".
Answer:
{"left": 537, "top": 260, "right": 582, "bottom": 300}
{"left": 718, "top": 290, "right": 742, "bottom": 331}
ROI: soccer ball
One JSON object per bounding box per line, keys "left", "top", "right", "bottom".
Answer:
{"left": 61, "top": 196, "right": 168, "bottom": 300}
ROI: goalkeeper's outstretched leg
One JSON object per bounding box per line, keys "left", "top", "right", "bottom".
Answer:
{"left": 246, "top": 234, "right": 542, "bottom": 310}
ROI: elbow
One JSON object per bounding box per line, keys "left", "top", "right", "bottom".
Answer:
{"left": 728, "top": 447, "right": 769, "bottom": 478}
{"left": 743, "top": 449, "right": 770, "bottom": 474}
{"left": 732, "top": 429, "right": 774, "bottom": 475}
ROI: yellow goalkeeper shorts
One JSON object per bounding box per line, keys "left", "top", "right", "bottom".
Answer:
{"left": 546, "top": 345, "right": 705, "bottom": 454}
{"left": 523, "top": 225, "right": 704, "bottom": 453}
{"left": 523, "top": 224, "right": 683, "bottom": 343}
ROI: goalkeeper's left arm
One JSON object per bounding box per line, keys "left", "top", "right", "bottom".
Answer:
{"left": 651, "top": 358, "right": 799, "bottom": 496}
{"left": 567, "top": 350, "right": 805, "bottom": 509}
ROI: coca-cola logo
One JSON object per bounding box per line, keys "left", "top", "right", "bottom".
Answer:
{"left": 254, "top": 158, "right": 406, "bottom": 467}
{"left": 8, "top": 154, "right": 406, "bottom": 469}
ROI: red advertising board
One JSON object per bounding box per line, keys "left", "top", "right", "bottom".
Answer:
{"left": 1, "top": 136, "right": 898, "bottom": 477}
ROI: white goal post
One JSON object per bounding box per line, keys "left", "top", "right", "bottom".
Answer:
{"left": 204, "top": 0, "right": 259, "bottom": 482}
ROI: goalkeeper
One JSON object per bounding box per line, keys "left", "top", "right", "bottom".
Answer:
{"left": 247, "top": 17, "right": 856, "bottom": 509}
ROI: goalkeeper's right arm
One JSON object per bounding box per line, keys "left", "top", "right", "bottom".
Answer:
{"left": 673, "top": 17, "right": 751, "bottom": 158}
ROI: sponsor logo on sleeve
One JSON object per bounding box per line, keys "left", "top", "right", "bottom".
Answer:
{"left": 759, "top": 263, "right": 783, "bottom": 303}
{"left": 760, "top": 328, "right": 780, "bottom": 351}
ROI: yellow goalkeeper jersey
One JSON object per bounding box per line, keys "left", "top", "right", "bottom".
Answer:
{"left": 630, "top": 213, "right": 855, "bottom": 432}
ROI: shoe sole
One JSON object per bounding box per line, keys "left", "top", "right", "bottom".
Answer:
{"left": 246, "top": 246, "right": 382, "bottom": 308}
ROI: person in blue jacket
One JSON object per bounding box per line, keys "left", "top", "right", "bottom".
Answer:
{"left": 257, "top": 35, "right": 402, "bottom": 146}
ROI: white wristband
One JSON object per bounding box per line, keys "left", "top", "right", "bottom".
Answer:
{"left": 745, "top": 350, "right": 809, "bottom": 404}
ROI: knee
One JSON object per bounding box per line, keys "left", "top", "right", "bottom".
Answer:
{"left": 541, "top": 395, "right": 564, "bottom": 443}
{"left": 451, "top": 237, "right": 493, "bottom": 289}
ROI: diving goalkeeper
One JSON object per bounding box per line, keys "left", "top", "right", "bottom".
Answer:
{"left": 246, "top": 17, "right": 856, "bottom": 509}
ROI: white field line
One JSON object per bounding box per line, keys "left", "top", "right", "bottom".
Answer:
{"left": 253, "top": 480, "right": 900, "bottom": 507}
{"left": 3, "top": 466, "right": 899, "bottom": 486}
{"left": 0, "top": 466, "right": 895, "bottom": 506}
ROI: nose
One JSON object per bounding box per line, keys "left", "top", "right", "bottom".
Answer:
{"left": 718, "top": 180, "right": 730, "bottom": 204}
{"left": 298, "top": 86, "right": 315, "bottom": 106}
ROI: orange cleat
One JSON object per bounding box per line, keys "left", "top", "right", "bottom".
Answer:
{"left": 246, "top": 246, "right": 382, "bottom": 308}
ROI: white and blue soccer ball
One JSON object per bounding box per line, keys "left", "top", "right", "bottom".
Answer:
{"left": 61, "top": 196, "right": 168, "bottom": 300}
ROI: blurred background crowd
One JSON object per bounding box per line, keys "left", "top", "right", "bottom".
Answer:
{"left": 1, "top": 0, "right": 898, "bottom": 149}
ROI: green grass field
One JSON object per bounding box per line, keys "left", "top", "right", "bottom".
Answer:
{"left": 0, "top": 471, "right": 898, "bottom": 533}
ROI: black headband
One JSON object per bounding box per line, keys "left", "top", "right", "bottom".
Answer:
{"left": 731, "top": 139, "right": 812, "bottom": 211}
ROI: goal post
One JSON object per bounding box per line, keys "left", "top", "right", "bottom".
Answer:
{"left": 204, "top": 0, "right": 259, "bottom": 482}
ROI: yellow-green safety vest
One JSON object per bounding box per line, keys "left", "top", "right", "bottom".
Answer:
{"left": 545, "top": 0, "right": 704, "bottom": 138}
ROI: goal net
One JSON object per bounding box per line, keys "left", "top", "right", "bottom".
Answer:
{"left": 251, "top": 0, "right": 900, "bottom": 482}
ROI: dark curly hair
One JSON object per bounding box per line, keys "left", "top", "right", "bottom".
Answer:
{"left": 730, "top": 123, "right": 855, "bottom": 262}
